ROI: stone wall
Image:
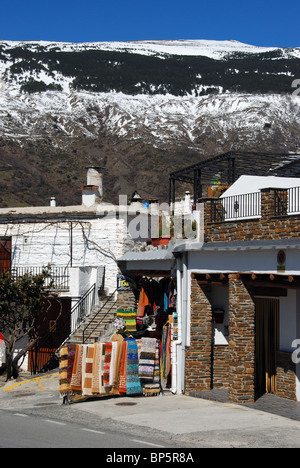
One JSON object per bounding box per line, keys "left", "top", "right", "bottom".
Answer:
{"left": 185, "top": 277, "right": 212, "bottom": 392}
{"left": 228, "top": 274, "right": 255, "bottom": 403}
{"left": 187, "top": 274, "right": 256, "bottom": 403}
{"left": 203, "top": 188, "right": 300, "bottom": 243}
{"left": 276, "top": 351, "right": 297, "bottom": 401}
{"left": 212, "top": 345, "right": 230, "bottom": 388}
{"left": 116, "top": 287, "right": 137, "bottom": 311}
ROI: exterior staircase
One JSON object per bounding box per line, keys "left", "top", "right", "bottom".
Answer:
{"left": 69, "top": 291, "right": 117, "bottom": 344}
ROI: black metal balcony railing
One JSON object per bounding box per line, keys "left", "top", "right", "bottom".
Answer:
{"left": 274, "top": 187, "right": 300, "bottom": 216}
{"left": 210, "top": 186, "right": 300, "bottom": 222}
{"left": 287, "top": 186, "right": 300, "bottom": 215}
{"left": 210, "top": 192, "right": 261, "bottom": 223}
{"left": 11, "top": 266, "right": 70, "bottom": 291}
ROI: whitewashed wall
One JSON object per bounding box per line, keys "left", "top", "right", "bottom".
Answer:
{"left": 0, "top": 214, "right": 131, "bottom": 295}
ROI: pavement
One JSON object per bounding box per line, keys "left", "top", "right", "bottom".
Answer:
{"left": 1, "top": 369, "right": 300, "bottom": 448}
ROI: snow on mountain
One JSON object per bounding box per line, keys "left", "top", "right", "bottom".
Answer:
{"left": 1, "top": 38, "right": 299, "bottom": 59}
{"left": 0, "top": 39, "right": 299, "bottom": 159}
{"left": 0, "top": 39, "right": 300, "bottom": 207}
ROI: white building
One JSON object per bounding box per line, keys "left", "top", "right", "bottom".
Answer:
{"left": 0, "top": 167, "right": 150, "bottom": 370}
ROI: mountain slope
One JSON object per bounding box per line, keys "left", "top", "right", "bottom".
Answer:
{"left": 0, "top": 39, "right": 300, "bottom": 207}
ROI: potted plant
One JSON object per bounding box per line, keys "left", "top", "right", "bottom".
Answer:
{"left": 151, "top": 216, "right": 174, "bottom": 246}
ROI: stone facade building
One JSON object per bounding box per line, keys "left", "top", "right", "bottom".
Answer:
{"left": 119, "top": 175, "right": 300, "bottom": 402}
{"left": 173, "top": 175, "right": 300, "bottom": 402}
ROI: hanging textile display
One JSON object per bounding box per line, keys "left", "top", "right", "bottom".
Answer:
{"left": 125, "top": 337, "right": 143, "bottom": 395}
{"left": 141, "top": 340, "right": 161, "bottom": 397}
{"left": 116, "top": 309, "right": 137, "bottom": 332}
{"left": 59, "top": 336, "right": 162, "bottom": 402}
{"left": 119, "top": 340, "right": 128, "bottom": 394}
{"left": 103, "top": 342, "right": 112, "bottom": 388}
{"left": 111, "top": 335, "right": 124, "bottom": 395}
{"left": 70, "top": 344, "right": 84, "bottom": 393}
{"left": 138, "top": 337, "right": 156, "bottom": 380}
{"left": 82, "top": 344, "right": 95, "bottom": 396}
{"left": 161, "top": 323, "right": 172, "bottom": 380}
{"left": 59, "top": 343, "right": 76, "bottom": 397}
{"left": 91, "top": 342, "right": 103, "bottom": 394}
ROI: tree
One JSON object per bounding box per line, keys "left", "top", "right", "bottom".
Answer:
{"left": 0, "top": 267, "right": 53, "bottom": 380}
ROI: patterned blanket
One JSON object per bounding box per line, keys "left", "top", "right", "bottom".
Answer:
{"left": 141, "top": 340, "right": 161, "bottom": 397}
{"left": 125, "top": 338, "right": 143, "bottom": 395}
{"left": 82, "top": 344, "right": 95, "bottom": 396}
{"left": 119, "top": 341, "right": 128, "bottom": 394}
{"left": 138, "top": 337, "right": 156, "bottom": 380}
{"left": 116, "top": 309, "right": 136, "bottom": 332}
{"left": 70, "top": 344, "right": 84, "bottom": 392}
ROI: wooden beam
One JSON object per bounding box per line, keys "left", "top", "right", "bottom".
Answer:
{"left": 244, "top": 280, "right": 300, "bottom": 290}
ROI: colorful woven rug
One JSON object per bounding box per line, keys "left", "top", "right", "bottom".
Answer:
{"left": 119, "top": 340, "right": 128, "bottom": 394}
{"left": 161, "top": 324, "right": 172, "bottom": 379}
{"left": 70, "top": 344, "right": 83, "bottom": 392}
{"left": 142, "top": 340, "right": 161, "bottom": 397}
{"left": 103, "top": 342, "right": 112, "bottom": 389}
{"left": 138, "top": 337, "right": 156, "bottom": 380}
{"left": 109, "top": 341, "right": 117, "bottom": 387}
{"left": 59, "top": 343, "right": 76, "bottom": 396}
{"left": 111, "top": 334, "right": 124, "bottom": 395}
{"left": 83, "top": 344, "right": 95, "bottom": 396}
{"left": 116, "top": 309, "right": 136, "bottom": 332}
{"left": 59, "top": 346, "right": 69, "bottom": 396}
{"left": 91, "top": 343, "right": 102, "bottom": 394}
{"left": 125, "top": 337, "right": 143, "bottom": 395}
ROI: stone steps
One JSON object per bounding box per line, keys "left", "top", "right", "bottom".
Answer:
{"left": 68, "top": 295, "right": 117, "bottom": 344}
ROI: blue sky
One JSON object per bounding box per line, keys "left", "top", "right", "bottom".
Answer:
{"left": 0, "top": 0, "right": 299, "bottom": 48}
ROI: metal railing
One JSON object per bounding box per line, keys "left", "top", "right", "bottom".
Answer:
{"left": 82, "top": 288, "right": 117, "bottom": 343}
{"left": 70, "top": 283, "right": 96, "bottom": 334}
{"left": 30, "top": 283, "right": 96, "bottom": 374}
{"left": 210, "top": 192, "right": 261, "bottom": 222}
{"left": 274, "top": 187, "right": 300, "bottom": 216}
{"left": 288, "top": 186, "right": 300, "bottom": 215}
{"left": 274, "top": 190, "right": 288, "bottom": 216}
{"left": 11, "top": 266, "right": 70, "bottom": 291}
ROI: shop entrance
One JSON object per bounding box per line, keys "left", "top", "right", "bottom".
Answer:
{"left": 255, "top": 298, "right": 279, "bottom": 398}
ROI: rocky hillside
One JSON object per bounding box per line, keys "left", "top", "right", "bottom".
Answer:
{"left": 0, "top": 39, "right": 300, "bottom": 207}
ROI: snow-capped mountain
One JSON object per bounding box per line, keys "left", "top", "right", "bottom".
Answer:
{"left": 0, "top": 39, "right": 300, "bottom": 206}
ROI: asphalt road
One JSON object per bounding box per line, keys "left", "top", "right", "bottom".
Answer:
{"left": 0, "top": 408, "right": 172, "bottom": 449}
{"left": 1, "top": 370, "right": 300, "bottom": 449}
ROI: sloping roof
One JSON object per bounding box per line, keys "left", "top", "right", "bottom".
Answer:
{"left": 119, "top": 246, "right": 175, "bottom": 262}
{"left": 173, "top": 238, "right": 300, "bottom": 253}
{"left": 220, "top": 175, "right": 300, "bottom": 198}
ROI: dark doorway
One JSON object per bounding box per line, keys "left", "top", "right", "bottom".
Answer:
{"left": 255, "top": 298, "right": 279, "bottom": 398}
{"left": 28, "top": 296, "right": 71, "bottom": 373}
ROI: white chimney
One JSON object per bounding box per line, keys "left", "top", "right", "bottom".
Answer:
{"left": 86, "top": 166, "right": 103, "bottom": 198}
{"left": 82, "top": 166, "right": 103, "bottom": 207}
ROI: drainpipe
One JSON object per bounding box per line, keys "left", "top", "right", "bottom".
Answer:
{"left": 172, "top": 256, "right": 182, "bottom": 394}
{"left": 172, "top": 251, "right": 190, "bottom": 395}
{"left": 181, "top": 251, "right": 188, "bottom": 394}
